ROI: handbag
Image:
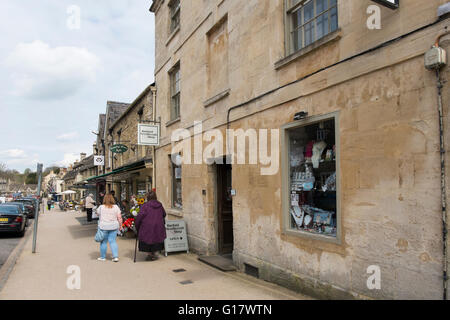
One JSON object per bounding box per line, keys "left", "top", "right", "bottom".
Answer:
{"left": 95, "top": 228, "right": 106, "bottom": 242}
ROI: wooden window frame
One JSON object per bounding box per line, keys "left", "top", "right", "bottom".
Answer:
{"left": 285, "top": 0, "right": 338, "bottom": 55}
{"left": 169, "top": 62, "right": 181, "bottom": 121}
{"left": 280, "top": 111, "right": 342, "bottom": 244}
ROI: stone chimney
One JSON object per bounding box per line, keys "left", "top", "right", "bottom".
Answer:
{"left": 80, "top": 153, "right": 87, "bottom": 161}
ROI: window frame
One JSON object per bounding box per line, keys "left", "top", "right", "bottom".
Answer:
{"left": 170, "top": 154, "right": 183, "bottom": 210}
{"left": 169, "top": 62, "right": 181, "bottom": 121}
{"left": 285, "top": 0, "right": 338, "bottom": 56}
{"left": 280, "top": 111, "right": 341, "bottom": 244}
{"left": 169, "top": 0, "right": 181, "bottom": 34}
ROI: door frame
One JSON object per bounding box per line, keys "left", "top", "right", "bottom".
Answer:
{"left": 215, "top": 161, "right": 233, "bottom": 255}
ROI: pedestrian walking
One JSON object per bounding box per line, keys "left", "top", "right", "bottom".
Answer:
{"left": 135, "top": 191, "right": 167, "bottom": 261}
{"left": 85, "top": 193, "right": 95, "bottom": 222}
{"left": 97, "top": 194, "right": 123, "bottom": 262}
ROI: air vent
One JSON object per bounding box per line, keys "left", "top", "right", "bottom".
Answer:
{"left": 244, "top": 263, "right": 259, "bottom": 279}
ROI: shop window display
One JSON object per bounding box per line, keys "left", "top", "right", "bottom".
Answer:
{"left": 288, "top": 118, "right": 337, "bottom": 237}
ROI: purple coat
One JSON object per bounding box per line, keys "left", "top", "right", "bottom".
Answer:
{"left": 135, "top": 200, "right": 167, "bottom": 245}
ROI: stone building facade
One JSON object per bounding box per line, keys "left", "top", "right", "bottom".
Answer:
{"left": 150, "top": 0, "right": 450, "bottom": 299}
{"left": 106, "top": 84, "right": 156, "bottom": 201}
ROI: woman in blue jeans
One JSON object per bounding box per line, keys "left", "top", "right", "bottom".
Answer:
{"left": 97, "top": 194, "right": 123, "bottom": 262}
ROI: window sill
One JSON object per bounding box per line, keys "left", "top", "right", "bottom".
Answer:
{"left": 203, "top": 89, "right": 230, "bottom": 107}
{"left": 275, "top": 29, "right": 342, "bottom": 70}
{"left": 166, "top": 117, "right": 181, "bottom": 127}
{"left": 283, "top": 228, "right": 341, "bottom": 245}
{"left": 166, "top": 26, "right": 180, "bottom": 46}
{"left": 167, "top": 208, "right": 183, "bottom": 217}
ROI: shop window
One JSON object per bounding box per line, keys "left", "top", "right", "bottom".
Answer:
{"left": 283, "top": 113, "right": 339, "bottom": 239}
{"left": 137, "top": 182, "right": 147, "bottom": 197}
{"left": 286, "top": 0, "right": 338, "bottom": 55}
{"left": 171, "top": 156, "right": 182, "bottom": 209}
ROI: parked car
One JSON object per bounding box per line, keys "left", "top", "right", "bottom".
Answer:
{"left": 5, "top": 201, "right": 34, "bottom": 219}
{"left": 13, "top": 198, "right": 36, "bottom": 218}
{"left": 0, "top": 205, "right": 28, "bottom": 237}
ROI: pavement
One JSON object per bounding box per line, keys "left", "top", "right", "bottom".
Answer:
{"left": 0, "top": 205, "right": 311, "bottom": 300}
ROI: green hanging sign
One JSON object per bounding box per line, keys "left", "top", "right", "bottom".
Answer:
{"left": 110, "top": 144, "right": 128, "bottom": 154}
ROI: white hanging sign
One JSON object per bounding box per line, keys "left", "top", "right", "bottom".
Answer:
{"left": 138, "top": 124, "right": 160, "bottom": 146}
{"left": 93, "top": 156, "right": 104, "bottom": 166}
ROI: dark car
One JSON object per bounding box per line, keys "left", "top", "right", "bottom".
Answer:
{"left": 0, "top": 205, "right": 27, "bottom": 237}
{"left": 6, "top": 202, "right": 34, "bottom": 219}
{"left": 14, "top": 198, "right": 37, "bottom": 218}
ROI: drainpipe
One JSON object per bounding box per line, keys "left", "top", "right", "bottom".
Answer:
{"left": 151, "top": 85, "right": 157, "bottom": 191}
{"left": 426, "top": 29, "right": 450, "bottom": 300}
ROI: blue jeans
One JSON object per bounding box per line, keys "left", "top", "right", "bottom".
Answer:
{"left": 99, "top": 229, "right": 119, "bottom": 259}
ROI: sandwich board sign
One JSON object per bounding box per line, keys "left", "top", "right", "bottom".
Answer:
{"left": 164, "top": 220, "right": 189, "bottom": 256}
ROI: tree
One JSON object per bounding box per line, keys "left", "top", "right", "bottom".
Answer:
{"left": 0, "top": 162, "right": 7, "bottom": 179}
{"left": 25, "top": 172, "right": 38, "bottom": 184}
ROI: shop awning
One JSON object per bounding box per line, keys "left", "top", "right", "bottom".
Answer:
{"left": 86, "top": 158, "right": 152, "bottom": 182}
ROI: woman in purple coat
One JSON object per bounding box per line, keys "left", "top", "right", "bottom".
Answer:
{"left": 135, "top": 191, "right": 166, "bottom": 261}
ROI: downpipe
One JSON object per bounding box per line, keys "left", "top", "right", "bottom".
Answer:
{"left": 435, "top": 68, "right": 449, "bottom": 300}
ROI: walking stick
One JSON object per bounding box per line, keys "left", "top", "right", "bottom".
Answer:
{"left": 134, "top": 230, "right": 138, "bottom": 263}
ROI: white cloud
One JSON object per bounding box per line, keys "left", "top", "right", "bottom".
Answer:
{"left": 0, "top": 149, "right": 27, "bottom": 158}
{"left": 55, "top": 153, "right": 79, "bottom": 167}
{"left": 56, "top": 131, "right": 79, "bottom": 142}
{"left": 4, "top": 40, "right": 100, "bottom": 100}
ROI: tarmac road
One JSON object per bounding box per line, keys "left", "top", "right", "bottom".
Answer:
{"left": 0, "top": 234, "right": 21, "bottom": 268}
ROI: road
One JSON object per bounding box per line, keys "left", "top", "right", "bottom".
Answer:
{"left": 0, "top": 234, "right": 21, "bottom": 268}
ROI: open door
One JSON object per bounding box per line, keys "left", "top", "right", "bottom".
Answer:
{"left": 217, "top": 163, "right": 233, "bottom": 255}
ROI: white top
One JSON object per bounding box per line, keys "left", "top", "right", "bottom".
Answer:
{"left": 97, "top": 205, "right": 122, "bottom": 230}
{"left": 85, "top": 196, "right": 95, "bottom": 209}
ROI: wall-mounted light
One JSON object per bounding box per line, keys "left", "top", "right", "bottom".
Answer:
{"left": 294, "top": 111, "right": 308, "bottom": 121}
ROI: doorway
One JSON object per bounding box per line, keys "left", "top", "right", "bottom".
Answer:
{"left": 217, "top": 163, "right": 233, "bottom": 255}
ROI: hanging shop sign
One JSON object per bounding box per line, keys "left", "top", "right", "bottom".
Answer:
{"left": 164, "top": 220, "right": 189, "bottom": 256}
{"left": 110, "top": 144, "right": 128, "bottom": 154}
{"left": 138, "top": 124, "right": 160, "bottom": 146}
{"left": 93, "top": 155, "right": 104, "bottom": 166}
{"left": 371, "top": 0, "right": 399, "bottom": 9}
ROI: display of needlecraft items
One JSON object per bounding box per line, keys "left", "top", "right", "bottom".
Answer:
{"left": 288, "top": 118, "right": 337, "bottom": 237}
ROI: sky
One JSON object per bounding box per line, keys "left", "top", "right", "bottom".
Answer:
{"left": 0, "top": 0, "right": 155, "bottom": 173}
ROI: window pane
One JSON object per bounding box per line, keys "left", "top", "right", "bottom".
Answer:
{"left": 316, "top": 11, "right": 328, "bottom": 40}
{"left": 292, "top": 8, "right": 301, "bottom": 30}
{"left": 288, "top": 118, "right": 337, "bottom": 237}
{"left": 292, "top": 29, "right": 303, "bottom": 51}
{"left": 316, "top": 0, "right": 328, "bottom": 15}
{"left": 330, "top": 6, "right": 338, "bottom": 32}
{"left": 173, "top": 163, "right": 182, "bottom": 208}
{"left": 304, "top": 21, "right": 314, "bottom": 46}
{"left": 303, "top": 1, "right": 314, "bottom": 23}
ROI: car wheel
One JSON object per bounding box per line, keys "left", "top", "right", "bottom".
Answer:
{"left": 18, "top": 227, "right": 25, "bottom": 237}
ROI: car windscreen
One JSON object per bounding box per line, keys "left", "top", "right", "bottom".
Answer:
{"left": 0, "top": 205, "right": 19, "bottom": 214}
{"left": 16, "top": 199, "right": 34, "bottom": 205}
